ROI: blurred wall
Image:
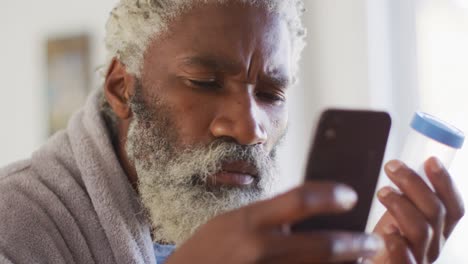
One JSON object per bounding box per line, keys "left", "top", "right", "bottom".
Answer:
{"left": 0, "top": 1, "right": 118, "bottom": 166}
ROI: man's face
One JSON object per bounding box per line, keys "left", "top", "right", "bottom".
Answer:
{"left": 125, "top": 2, "right": 292, "bottom": 245}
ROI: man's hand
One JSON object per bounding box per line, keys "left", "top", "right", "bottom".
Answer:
{"left": 371, "top": 157, "right": 465, "bottom": 264}
{"left": 166, "top": 182, "right": 384, "bottom": 264}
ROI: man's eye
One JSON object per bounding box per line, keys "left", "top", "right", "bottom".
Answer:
{"left": 188, "top": 79, "right": 221, "bottom": 89}
{"left": 256, "top": 92, "right": 285, "bottom": 104}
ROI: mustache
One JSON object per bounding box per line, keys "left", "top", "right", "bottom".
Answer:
{"left": 202, "top": 138, "right": 277, "bottom": 173}
{"left": 180, "top": 138, "right": 276, "bottom": 186}
{"left": 206, "top": 137, "right": 276, "bottom": 161}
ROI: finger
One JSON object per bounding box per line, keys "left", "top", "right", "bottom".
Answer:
{"left": 245, "top": 182, "right": 357, "bottom": 229}
{"left": 385, "top": 160, "right": 445, "bottom": 262}
{"left": 377, "top": 186, "right": 432, "bottom": 262}
{"left": 261, "top": 232, "right": 384, "bottom": 263}
{"left": 425, "top": 157, "right": 465, "bottom": 238}
{"left": 371, "top": 225, "right": 417, "bottom": 264}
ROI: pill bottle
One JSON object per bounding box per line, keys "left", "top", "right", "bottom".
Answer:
{"left": 400, "top": 112, "right": 465, "bottom": 190}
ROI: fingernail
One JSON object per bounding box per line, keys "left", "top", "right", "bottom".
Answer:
{"left": 333, "top": 185, "right": 358, "bottom": 210}
{"left": 429, "top": 157, "right": 444, "bottom": 173}
{"left": 378, "top": 186, "right": 394, "bottom": 198}
{"left": 386, "top": 160, "right": 403, "bottom": 173}
{"left": 332, "top": 235, "right": 384, "bottom": 257}
{"left": 362, "top": 235, "right": 385, "bottom": 256}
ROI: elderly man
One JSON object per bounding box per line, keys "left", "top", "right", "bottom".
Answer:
{"left": 0, "top": 0, "right": 464, "bottom": 263}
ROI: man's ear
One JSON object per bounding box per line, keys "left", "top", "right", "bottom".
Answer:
{"left": 104, "top": 58, "right": 136, "bottom": 120}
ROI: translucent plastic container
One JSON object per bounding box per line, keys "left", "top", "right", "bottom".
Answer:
{"left": 400, "top": 112, "right": 465, "bottom": 190}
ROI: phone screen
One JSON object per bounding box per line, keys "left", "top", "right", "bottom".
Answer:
{"left": 292, "top": 109, "right": 391, "bottom": 232}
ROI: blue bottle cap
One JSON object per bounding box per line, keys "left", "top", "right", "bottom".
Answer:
{"left": 411, "top": 112, "right": 465, "bottom": 149}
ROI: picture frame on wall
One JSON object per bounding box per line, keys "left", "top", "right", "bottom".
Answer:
{"left": 46, "top": 34, "right": 91, "bottom": 136}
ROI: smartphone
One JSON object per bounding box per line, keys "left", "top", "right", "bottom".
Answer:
{"left": 292, "top": 109, "right": 391, "bottom": 233}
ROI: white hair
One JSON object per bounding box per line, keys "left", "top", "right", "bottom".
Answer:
{"left": 104, "top": 0, "right": 306, "bottom": 77}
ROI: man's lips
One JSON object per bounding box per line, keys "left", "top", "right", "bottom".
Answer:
{"left": 208, "top": 161, "right": 259, "bottom": 187}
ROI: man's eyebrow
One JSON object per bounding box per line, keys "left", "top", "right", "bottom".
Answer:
{"left": 179, "top": 55, "right": 292, "bottom": 87}
{"left": 178, "top": 55, "right": 240, "bottom": 73}
{"left": 262, "top": 73, "right": 291, "bottom": 89}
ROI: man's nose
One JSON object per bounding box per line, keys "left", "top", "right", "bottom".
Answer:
{"left": 209, "top": 92, "right": 268, "bottom": 146}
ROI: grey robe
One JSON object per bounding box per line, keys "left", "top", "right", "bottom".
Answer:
{"left": 0, "top": 89, "right": 156, "bottom": 264}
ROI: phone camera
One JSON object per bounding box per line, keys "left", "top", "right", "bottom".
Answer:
{"left": 324, "top": 128, "right": 337, "bottom": 140}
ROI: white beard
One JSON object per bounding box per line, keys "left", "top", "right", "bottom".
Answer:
{"left": 125, "top": 90, "right": 280, "bottom": 245}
